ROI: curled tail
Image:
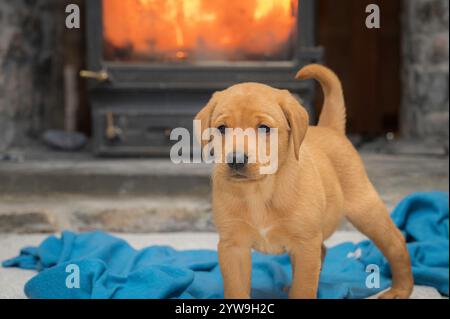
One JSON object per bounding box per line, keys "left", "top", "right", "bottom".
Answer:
{"left": 296, "top": 64, "right": 346, "bottom": 134}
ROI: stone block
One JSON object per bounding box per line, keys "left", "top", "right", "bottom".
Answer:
{"left": 412, "top": 0, "right": 449, "bottom": 34}
{"left": 413, "top": 69, "right": 449, "bottom": 112}
{"left": 401, "top": 0, "right": 449, "bottom": 143}
{"left": 0, "top": 0, "right": 64, "bottom": 149}
{"left": 72, "top": 199, "right": 214, "bottom": 233}
{"left": 0, "top": 210, "right": 56, "bottom": 233}
{"left": 409, "top": 33, "right": 449, "bottom": 65}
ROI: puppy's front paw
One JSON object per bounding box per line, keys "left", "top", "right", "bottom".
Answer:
{"left": 224, "top": 292, "right": 250, "bottom": 299}
{"left": 378, "top": 288, "right": 412, "bottom": 299}
{"left": 289, "top": 290, "right": 317, "bottom": 299}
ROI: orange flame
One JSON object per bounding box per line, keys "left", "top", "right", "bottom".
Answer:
{"left": 103, "top": 0, "right": 298, "bottom": 62}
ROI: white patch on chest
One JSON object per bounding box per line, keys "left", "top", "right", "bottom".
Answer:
{"left": 244, "top": 195, "right": 285, "bottom": 254}
{"left": 258, "top": 226, "right": 272, "bottom": 239}
{"left": 253, "top": 225, "right": 285, "bottom": 254}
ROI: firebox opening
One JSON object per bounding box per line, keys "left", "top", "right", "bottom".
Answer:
{"left": 102, "top": 0, "right": 298, "bottom": 63}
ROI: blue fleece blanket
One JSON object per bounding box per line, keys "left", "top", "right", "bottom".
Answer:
{"left": 3, "top": 192, "right": 448, "bottom": 299}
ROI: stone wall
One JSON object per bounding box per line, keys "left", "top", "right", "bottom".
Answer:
{"left": 401, "top": 0, "right": 449, "bottom": 148}
{"left": 0, "top": 0, "right": 64, "bottom": 151}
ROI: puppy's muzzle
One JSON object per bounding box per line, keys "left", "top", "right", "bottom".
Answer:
{"left": 226, "top": 152, "right": 248, "bottom": 171}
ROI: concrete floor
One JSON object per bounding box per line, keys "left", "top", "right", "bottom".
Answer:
{"left": 0, "top": 231, "right": 444, "bottom": 299}
{"left": 0, "top": 152, "right": 448, "bottom": 233}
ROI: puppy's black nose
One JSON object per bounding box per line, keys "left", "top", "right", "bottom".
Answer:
{"left": 227, "top": 152, "right": 248, "bottom": 170}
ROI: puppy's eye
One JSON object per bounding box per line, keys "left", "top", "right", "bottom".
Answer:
{"left": 217, "top": 125, "right": 227, "bottom": 135}
{"left": 258, "top": 125, "right": 271, "bottom": 134}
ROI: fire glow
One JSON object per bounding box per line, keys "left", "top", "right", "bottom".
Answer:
{"left": 102, "top": 0, "right": 298, "bottom": 62}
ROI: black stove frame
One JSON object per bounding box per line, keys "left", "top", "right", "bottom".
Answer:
{"left": 85, "top": 0, "right": 322, "bottom": 156}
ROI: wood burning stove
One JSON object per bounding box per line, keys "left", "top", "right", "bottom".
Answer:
{"left": 83, "top": 0, "right": 322, "bottom": 156}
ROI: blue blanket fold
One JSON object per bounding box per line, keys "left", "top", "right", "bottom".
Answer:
{"left": 3, "top": 192, "right": 449, "bottom": 299}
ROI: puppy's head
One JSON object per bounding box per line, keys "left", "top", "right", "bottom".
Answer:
{"left": 195, "top": 83, "right": 309, "bottom": 182}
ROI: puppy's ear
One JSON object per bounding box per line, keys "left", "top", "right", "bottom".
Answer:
{"left": 279, "top": 90, "right": 309, "bottom": 161}
{"left": 194, "top": 92, "right": 221, "bottom": 148}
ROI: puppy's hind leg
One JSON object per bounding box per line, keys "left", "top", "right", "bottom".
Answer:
{"left": 345, "top": 187, "right": 414, "bottom": 299}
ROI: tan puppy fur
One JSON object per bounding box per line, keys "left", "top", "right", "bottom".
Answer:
{"left": 195, "top": 64, "right": 414, "bottom": 299}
